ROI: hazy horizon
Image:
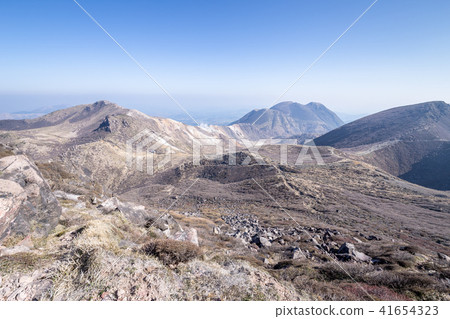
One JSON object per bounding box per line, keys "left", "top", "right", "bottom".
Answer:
{"left": 0, "top": 93, "right": 447, "bottom": 126}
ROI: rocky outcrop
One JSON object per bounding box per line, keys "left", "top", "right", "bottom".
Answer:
{"left": 97, "top": 197, "right": 151, "bottom": 225}
{"left": 252, "top": 234, "right": 272, "bottom": 248}
{"left": 0, "top": 155, "right": 61, "bottom": 240}
{"left": 336, "top": 243, "right": 371, "bottom": 262}
{"left": 289, "top": 247, "right": 306, "bottom": 260}
{"left": 96, "top": 196, "right": 198, "bottom": 245}
{"left": 169, "top": 228, "right": 199, "bottom": 246}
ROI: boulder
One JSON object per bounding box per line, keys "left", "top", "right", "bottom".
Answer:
{"left": 185, "top": 228, "right": 199, "bottom": 246}
{"left": 213, "top": 226, "right": 221, "bottom": 235}
{"left": 290, "top": 247, "right": 305, "bottom": 259}
{"left": 169, "top": 227, "right": 199, "bottom": 246}
{"left": 336, "top": 242, "right": 371, "bottom": 262}
{"left": 97, "top": 197, "right": 175, "bottom": 231}
{"left": 437, "top": 252, "right": 450, "bottom": 263}
{"left": 53, "top": 191, "right": 80, "bottom": 201}
{"left": 97, "top": 197, "right": 121, "bottom": 214}
{"left": 147, "top": 212, "right": 183, "bottom": 236}
{"left": 0, "top": 155, "right": 61, "bottom": 241}
{"left": 251, "top": 235, "right": 271, "bottom": 248}
{"left": 0, "top": 244, "right": 30, "bottom": 257}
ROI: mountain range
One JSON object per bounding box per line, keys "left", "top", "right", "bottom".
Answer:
{"left": 0, "top": 99, "right": 449, "bottom": 301}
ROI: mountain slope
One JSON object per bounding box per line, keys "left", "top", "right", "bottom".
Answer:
{"left": 314, "top": 101, "right": 450, "bottom": 148}
{"left": 0, "top": 100, "right": 126, "bottom": 132}
{"left": 314, "top": 101, "right": 450, "bottom": 190}
{"left": 0, "top": 101, "right": 256, "bottom": 193}
{"left": 230, "top": 101, "right": 343, "bottom": 139}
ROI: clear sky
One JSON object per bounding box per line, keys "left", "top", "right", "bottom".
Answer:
{"left": 1, "top": 0, "right": 449, "bottom": 117}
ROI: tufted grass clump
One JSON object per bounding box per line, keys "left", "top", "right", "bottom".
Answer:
{"left": 142, "top": 239, "right": 202, "bottom": 265}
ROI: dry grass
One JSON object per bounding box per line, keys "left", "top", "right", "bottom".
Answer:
{"left": 36, "top": 161, "right": 103, "bottom": 195}
{"left": 73, "top": 220, "right": 123, "bottom": 252}
{"left": 142, "top": 239, "right": 202, "bottom": 265}
{"left": 316, "top": 261, "right": 448, "bottom": 300}
{"left": 0, "top": 252, "right": 51, "bottom": 274}
{"left": 319, "top": 263, "right": 376, "bottom": 281}
{"left": 339, "top": 283, "right": 411, "bottom": 301}
{"left": 0, "top": 147, "right": 14, "bottom": 158}
{"left": 0, "top": 235, "right": 24, "bottom": 248}
{"left": 361, "top": 244, "right": 422, "bottom": 269}
{"left": 50, "top": 247, "right": 107, "bottom": 300}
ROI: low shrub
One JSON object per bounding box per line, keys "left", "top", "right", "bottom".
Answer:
{"left": 319, "top": 263, "right": 375, "bottom": 281}
{"left": 339, "top": 283, "right": 411, "bottom": 301}
{"left": 0, "top": 145, "right": 14, "bottom": 158}
{"left": 142, "top": 239, "right": 202, "bottom": 265}
{"left": 367, "top": 271, "right": 436, "bottom": 290}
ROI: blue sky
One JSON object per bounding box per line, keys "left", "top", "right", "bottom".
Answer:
{"left": 1, "top": 0, "right": 449, "bottom": 117}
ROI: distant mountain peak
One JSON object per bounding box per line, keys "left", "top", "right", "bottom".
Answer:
{"left": 86, "top": 100, "right": 124, "bottom": 112}
{"left": 0, "top": 100, "right": 127, "bottom": 132}
{"left": 270, "top": 101, "right": 326, "bottom": 110}
{"left": 230, "top": 101, "right": 343, "bottom": 139}
{"left": 92, "top": 100, "right": 117, "bottom": 108}
{"left": 306, "top": 101, "right": 326, "bottom": 108}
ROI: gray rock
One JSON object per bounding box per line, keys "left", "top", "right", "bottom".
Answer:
{"left": 97, "top": 197, "right": 121, "bottom": 214}
{"left": 119, "top": 240, "right": 139, "bottom": 249}
{"left": 186, "top": 228, "right": 199, "bottom": 246}
{"left": 169, "top": 227, "right": 199, "bottom": 246}
{"left": 19, "top": 275, "right": 33, "bottom": 285}
{"left": 53, "top": 191, "right": 79, "bottom": 201}
{"left": 437, "top": 252, "right": 450, "bottom": 262}
{"left": 74, "top": 202, "right": 86, "bottom": 209}
{"left": 353, "top": 250, "right": 371, "bottom": 262}
{"left": 0, "top": 245, "right": 30, "bottom": 257}
{"left": 90, "top": 196, "right": 98, "bottom": 205}
{"left": 251, "top": 235, "right": 271, "bottom": 248}
{"left": 259, "top": 237, "right": 271, "bottom": 248}
{"left": 290, "top": 247, "right": 304, "bottom": 259}
{"left": 311, "top": 238, "right": 320, "bottom": 247}
{"left": 337, "top": 242, "right": 371, "bottom": 262}
{"left": 337, "top": 242, "right": 355, "bottom": 254}
{"left": 97, "top": 197, "right": 183, "bottom": 237}
{"left": 213, "top": 226, "right": 221, "bottom": 235}
{"left": 0, "top": 155, "right": 61, "bottom": 241}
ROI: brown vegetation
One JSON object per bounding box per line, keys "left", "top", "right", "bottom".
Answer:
{"left": 142, "top": 239, "right": 202, "bottom": 265}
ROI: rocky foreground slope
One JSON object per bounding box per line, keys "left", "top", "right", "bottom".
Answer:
{"left": 0, "top": 101, "right": 449, "bottom": 300}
